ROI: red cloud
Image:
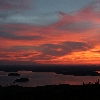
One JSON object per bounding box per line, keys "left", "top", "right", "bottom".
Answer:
{"left": 0, "top": 0, "right": 100, "bottom": 64}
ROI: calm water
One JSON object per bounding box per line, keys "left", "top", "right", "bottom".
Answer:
{"left": 0, "top": 71, "right": 100, "bottom": 87}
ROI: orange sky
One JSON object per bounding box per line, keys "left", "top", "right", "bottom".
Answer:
{"left": 0, "top": 0, "right": 100, "bottom": 65}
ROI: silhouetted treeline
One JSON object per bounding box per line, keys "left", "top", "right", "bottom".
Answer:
{"left": 1, "top": 65, "right": 100, "bottom": 76}
{"left": 0, "top": 84, "right": 100, "bottom": 100}
{"left": 0, "top": 64, "right": 100, "bottom": 72}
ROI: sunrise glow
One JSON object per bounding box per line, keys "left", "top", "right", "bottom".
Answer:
{"left": 0, "top": 0, "right": 100, "bottom": 65}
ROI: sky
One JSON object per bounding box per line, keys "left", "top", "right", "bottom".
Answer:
{"left": 0, "top": 0, "right": 100, "bottom": 65}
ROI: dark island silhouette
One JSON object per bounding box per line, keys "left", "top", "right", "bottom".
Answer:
{"left": 8, "top": 73, "right": 20, "bottom": 76}
{"left": 55, "top": 70, "right": 100, "bottom": 76}
{"left": 15, "top": 78, "right": 29, "bottom": 82}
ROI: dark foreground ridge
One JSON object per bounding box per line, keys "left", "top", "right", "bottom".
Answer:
{"left": 0, "top": 83, "right": 100, "bottom": 100}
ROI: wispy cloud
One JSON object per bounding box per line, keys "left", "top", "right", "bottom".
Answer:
{"left": 0, "top": 0, "right": 33, "bottom": 11}
{"left": 0, "top": 0, "right": 100, "bottom": 64}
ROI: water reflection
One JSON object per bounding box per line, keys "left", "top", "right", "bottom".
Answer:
{"left": 0, "top": 71, "right": 100, "bottom": 87}
{"left": 96, "top": 71, "right": 100, "bottom": 73}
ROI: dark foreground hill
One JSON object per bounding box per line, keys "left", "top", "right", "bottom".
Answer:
{"left": 0, "top": 84, "right": 100, "bottom": 100}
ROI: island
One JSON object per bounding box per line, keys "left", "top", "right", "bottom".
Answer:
{"left": 8, "top": 73, "right": 20, "bottom": 76}
{"left": 15, "top": 78, "right": 29, "bottom": 82}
